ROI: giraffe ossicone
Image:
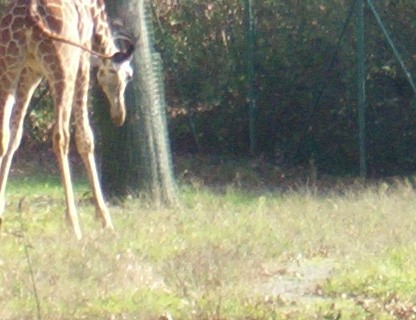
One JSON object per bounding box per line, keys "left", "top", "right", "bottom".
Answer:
{"left": 0, "top": 0, "right": 134, "bottom": 239}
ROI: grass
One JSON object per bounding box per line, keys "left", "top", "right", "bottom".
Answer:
{"left": 2, "top": 159, "right": 416, "bottom": 319}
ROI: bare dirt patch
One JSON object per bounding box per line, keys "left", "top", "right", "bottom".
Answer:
{"left": 253, "top": 257, "right": 335, "bottom": 302}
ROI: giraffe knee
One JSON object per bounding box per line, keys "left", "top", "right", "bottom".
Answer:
{"left": 53, "top": 129, "right": 70, "bottom": 155}
{"left": 75, "top": 130, "right": 95, "bottom": 155}
{"left": 76, "top": 137, "right": 94, "bottom": 154}
{"left": 77, "top": 140, "right": 94, "bottom": 155}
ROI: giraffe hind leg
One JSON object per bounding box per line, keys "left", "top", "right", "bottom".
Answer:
{"left": 0, "top": 66, "right": 24, "bottom": 226}
{"left": 0, "top": 68, "right": 42, "bottom": 227}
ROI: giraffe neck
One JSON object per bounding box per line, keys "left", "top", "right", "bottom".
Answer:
{"left": 90, "top": 0, "right": 119, "bottom": 57}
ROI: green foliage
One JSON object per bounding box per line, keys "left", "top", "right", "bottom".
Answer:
{"left": 24, "top": 88, "right": 54, "bottom": 146}
{"left": 152, "top": 0, "right": 416, "bottom": 174}
{"left": 2, "top": 0, "right": 416, "bottom": 175}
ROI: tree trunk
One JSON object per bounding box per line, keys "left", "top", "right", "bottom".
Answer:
{"left": 94, "top": 0, "right": 178, "bottom": 206}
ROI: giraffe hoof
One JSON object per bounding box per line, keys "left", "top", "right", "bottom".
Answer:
{"left": 72, "top": 225, "right": 83, "bottom": 240}
{"left": 104, "top": 223, "right": 115, "bottom": 232}
{"left": 75, "top": 231, "right": 83, "bottom": 240}
{"left": 103, "top": 223, "right": 116, "bottom": 237}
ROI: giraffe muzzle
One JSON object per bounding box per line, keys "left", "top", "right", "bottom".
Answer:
{"left": 112, "top": 112, "right": 126, "bottom": 127}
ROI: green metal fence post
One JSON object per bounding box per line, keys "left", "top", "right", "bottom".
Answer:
{"left": 357, "top": 0, "right": 367, "bottom": 178}
{"left": 244, "top": 0, "right": 256, "bottom": 155}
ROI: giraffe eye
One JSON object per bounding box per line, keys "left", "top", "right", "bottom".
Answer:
{"left": 126, "top": 70, "right": 133, "bottom": 81}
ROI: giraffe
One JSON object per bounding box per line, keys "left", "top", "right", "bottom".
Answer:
{"left": 0, "top": 0, "right": 134, "bottom": 239}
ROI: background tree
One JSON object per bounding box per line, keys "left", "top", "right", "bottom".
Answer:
{"left": 94, "top": 0, "right": 177, "bottom": 205}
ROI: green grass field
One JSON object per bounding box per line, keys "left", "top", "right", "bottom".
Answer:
{"left": 1, "top": 159, "right": 416, "bottom": 319}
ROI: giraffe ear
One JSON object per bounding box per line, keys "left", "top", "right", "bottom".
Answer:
{"left": 111, "top": 44, "right": 134, "bottom": 64}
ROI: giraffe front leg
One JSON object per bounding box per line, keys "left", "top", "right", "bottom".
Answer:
{"left": 53, "top": 117, "right": 82, "bottom": 240}
{"left": 51, "top": 75, "right": 83, "bottom": 239}
{"left": 73, "top": 54, "right": 113, "bottom": 232}
{"left": 77, "top": 140, "right": 114, "bottom": 231}
{"left": 74, "top": 115, "right": 114, "bottom": 231}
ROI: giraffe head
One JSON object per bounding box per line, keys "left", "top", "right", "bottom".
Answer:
{"left": 97, "top": 44, "right": 134, "bottom": 127}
